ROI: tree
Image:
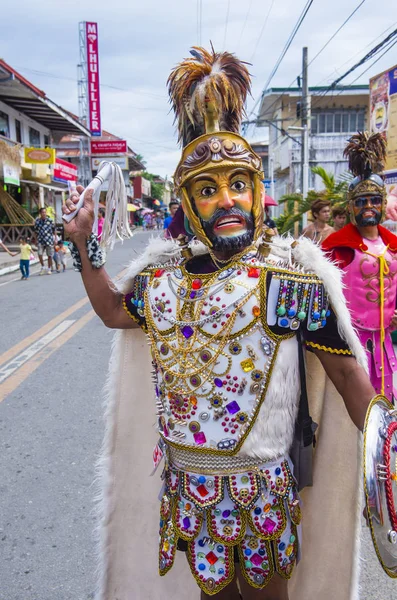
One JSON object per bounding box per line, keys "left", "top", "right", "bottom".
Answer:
{"left": 275, "top": 166, "right": 350, "bottom": 235}
{"left": 142, "top": 172, "right": 164, "bottom": 201}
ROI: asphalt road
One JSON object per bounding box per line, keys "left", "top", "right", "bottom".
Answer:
{"left": 0, "top": 231, "right": 395, "bottom": 600}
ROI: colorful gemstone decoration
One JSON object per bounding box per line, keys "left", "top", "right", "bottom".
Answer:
{"left": 181, "top": 325, "right": 194, "bottom": 339}
{"left": 200, "top": 350, "right": 212, "bottom": 363}
{"left": 154, "top": 269, "right": 165, "bottom": 277}
{"left": 229, "top": 342, "right": 242, "bottom": 355}
{"left": 226, "top": 401, "right": 241, "bottom": 415}
{"left": 248, "top": 268, "right": 260, "bottom": 278}
{"left": 252, "top": 305, "right": 261, "bottom": 317}
{"left": 189, "top": 421, "right": 201, "bottom": 433}
{"left": 193, "top": 431, "right": 207, "bottom": 445}
{"left": 214, "top": 378, "right": 223, "bottom": 388}
{"left": 192, "top": 278, "right": 203, "bottom": 290}
{"left": 240, "top": 358, "right": 255, "bottom": 372}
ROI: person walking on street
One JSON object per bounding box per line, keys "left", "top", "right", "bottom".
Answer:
{"left": 302, "top": 199, "right": 335, "bottom": 243}
{"left": 15, "top": 236, "right": 32, "bottom": 279}
{"left": 163, "top": 200, "right": 179, "bottom": 230}
{"left": 97, "top": 208, "right": 105, "bottom": 242}
{"left": 34, "top": 207, "right": 55, "bottom": 275}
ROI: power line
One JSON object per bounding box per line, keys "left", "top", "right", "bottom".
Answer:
{"left": 14, "top": 66, "right": 168, "bottom": 101}
{"left": 262, "top": 0, "right": 314, "bottom": 92}
{"left": 223, "top": 0, "right": 231, "bottom": 49}
{"left": 308, "top": 0, "right": 366, "bottom": 66}
{"left": 237, "top": 0, "right": 253, "bottom": 51}
{"left": 245, "top": 0, "right": 314, "bottom": 126}
{"left": 250, "top": 0, "right": 276, "bottom": 62}
{"left": 246, "top": 7, "right": 391, "bottom": 130}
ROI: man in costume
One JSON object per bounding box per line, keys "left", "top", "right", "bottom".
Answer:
{"left": 323, "top": 132, "right": 397, "bottom": 403}
{"left": 64, "top": 49, "right": 377, "bottom": 599}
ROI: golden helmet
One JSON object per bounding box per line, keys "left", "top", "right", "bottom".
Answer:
{"left": 168, "top": 47, "right": 264, "bottom": 247}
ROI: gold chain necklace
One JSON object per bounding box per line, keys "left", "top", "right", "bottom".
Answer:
{"left": 208, "top": 245, "right": 256, "bottom": 269}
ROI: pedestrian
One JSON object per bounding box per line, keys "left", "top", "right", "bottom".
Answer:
{"left": 323, "top": 132, "right": 397, "bottom": 402}
{"left": 0, "top": 237, "right": 17, "bottom": 257}
{"left": 53, "top": 237, "right": 62, "bottom": 273}
{"left": 264, "top": 205, "right": 278, "bottom": 234}
{"left": 331, "top": 206, "right": 347, "bottom": 231}
{"left": 63, "top": 46, "right": 377, "bottom": 600}
{"left": 58, "top": 240, "right": 68, "bottom": 272}
{"left": 15, "top": 236, "right": 32, "bottom": 280}
{"left": 163, "top": 200, "right": 179, "bottom": 230}
{"left": 34, "top": 207, "right": 55, "bottom": 275}
{"left": 98, "top": 208, "right": 105, "bottom": 242}
{"left": 302, "top": 199, "right": 335, "bottom": 242}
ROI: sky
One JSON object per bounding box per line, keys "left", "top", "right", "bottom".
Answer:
{"left": 1, "top": 0, "right": 397, "bottom": 177}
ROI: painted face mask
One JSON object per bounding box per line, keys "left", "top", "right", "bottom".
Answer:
{"left": 187, "top": 168, "right": 255, "bottom": 251}
{"left": 352, "top": 195, "right": 383, "bottom": 227}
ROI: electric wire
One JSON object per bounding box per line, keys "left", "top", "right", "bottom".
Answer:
{"left": 308, "top": 0, "right": 366, "bottom": 66}
{"left": 237, "top": 0, "right": 253, "bottom": 51}
{"left": 223, "top": 0, "right": 231, "bottom": 50}
{"left": 245, "top": 0, "right": 314, "bottom": 127}
{"left": 246, "top": 0, "right": 371, "bottom": 127}
{"left": 249, "top": 0, "right": 276, "bottom": 63}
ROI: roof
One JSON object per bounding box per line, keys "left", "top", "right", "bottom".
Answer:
{"left": 0, "top": 60, "right": 90, "bottom": 137}
{"left": 259, "top": 84, "right": 370, "bottom": 120}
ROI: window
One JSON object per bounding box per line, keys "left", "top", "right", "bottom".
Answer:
{"left": 0, "top": 110, "right": 10, "bottom": 138}
{"left": 311, "top": 109, "right": 365, "bottom": 134}
{"left": 44, "top": 134, "right": 50, "bottom": 147}
{"left": 29, "top": 127, "right": 41, "bottom": 147}
{"left": 326, "top": 114, "right": 334, "bottom": 133}
{"left": 15, "top": 119, "right": 22, "bottom": 143}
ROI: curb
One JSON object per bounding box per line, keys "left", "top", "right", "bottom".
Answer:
{"left": 0, "top": 258, "right": 40, "bottom": 277}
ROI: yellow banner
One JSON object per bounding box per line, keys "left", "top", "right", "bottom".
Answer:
{"left": 24, "top": 147, "right": 56, "bottom": 164}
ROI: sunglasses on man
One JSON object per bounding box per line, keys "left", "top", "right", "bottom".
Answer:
{"left": 353, "top": 196, "right": 383, "bottom": 208}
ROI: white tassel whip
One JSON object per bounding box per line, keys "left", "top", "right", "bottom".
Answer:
{"left": 62, "top": 161, "right": 132, "bottom": 250}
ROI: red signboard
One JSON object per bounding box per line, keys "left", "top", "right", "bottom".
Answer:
{"left": 86, "top": 22, "right": 101, "bottom": 137}
{"left": 53, "top": 158, "right": 78, "bottom": 183}
{"left": 90, "top": 140, "right": 128, "bottom": 154}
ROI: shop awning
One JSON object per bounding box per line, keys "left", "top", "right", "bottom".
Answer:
{"left": 20, "top": 179, "right": 68, "bottom": 192}
{"left": 0, "top": 60, "right": 90, "bottom": 137}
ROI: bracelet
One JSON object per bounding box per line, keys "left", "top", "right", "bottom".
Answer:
{"left": 70, "top": 234, "right": 106, "bottom": 272}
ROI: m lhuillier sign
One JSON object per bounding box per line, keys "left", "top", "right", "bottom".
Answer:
{"left": 86, "top": 22, "right": 101, "bottom": 137}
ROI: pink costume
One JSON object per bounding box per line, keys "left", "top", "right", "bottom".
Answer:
{"left": 324, "top": 225, "right": 397, "bottom": 402}
{"left": 343, "top": 237, "right": 397, "bottom": 401}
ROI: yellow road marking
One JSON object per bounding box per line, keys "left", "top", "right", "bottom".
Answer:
{"left": 0, "top": 297, "right": 89, "bottom": 368}
{"left": 0, "top": 267, "right": 128, "bottom": 368}
{"left": 0, "top": 310, "right": 95, "bottom": 402}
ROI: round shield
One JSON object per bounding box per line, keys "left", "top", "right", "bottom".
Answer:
{"left": 363, "top": 395, "right": 397, "bottom": 577}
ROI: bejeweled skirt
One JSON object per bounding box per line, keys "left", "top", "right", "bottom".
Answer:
{"left": 158, "top": 456, "right": 301, "bottom": 595}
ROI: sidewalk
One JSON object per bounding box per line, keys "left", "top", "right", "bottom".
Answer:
{"left": 0, "top": 251, "right": 40, "bottom": 277}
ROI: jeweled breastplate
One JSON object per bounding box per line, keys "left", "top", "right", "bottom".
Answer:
{"left": 138, "top": 251, "right": 328, "bottom": 455}
{"left": 343, "top": 245, "right": 397, "bottom": 330}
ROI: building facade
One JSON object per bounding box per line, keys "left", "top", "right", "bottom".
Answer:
{"left": 258, "top": 85, "right": 369, "bottom": 211}
{"left": 0, "top": 59, "right": 89, "bottom": 237}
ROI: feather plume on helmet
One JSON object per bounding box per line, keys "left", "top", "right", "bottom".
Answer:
{"left": 168, "top": 46, "right": 251, "bottom": 147}
{"left": 169, "top": 46, "right": 264, "bottom": 248}
{"left": 344, "top": 131, "right": 388, "bottom": 223}
{"left": 343, "top": 131, "right": 387, "bottom": 179}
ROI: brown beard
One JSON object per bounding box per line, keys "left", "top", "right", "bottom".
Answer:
{"left": 195, "top": 203, "right": 255, "bottom": 251}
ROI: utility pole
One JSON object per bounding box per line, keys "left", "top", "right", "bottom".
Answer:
{"left": 301, "top": 47, "right": 310, "bottom": 229}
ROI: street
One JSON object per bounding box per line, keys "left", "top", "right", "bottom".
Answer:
{"left": 0, "top": 232, "right": 395, "bottom": 600}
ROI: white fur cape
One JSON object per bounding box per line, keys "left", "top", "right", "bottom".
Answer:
{"left": 95, "top": 235, "right": 366, "bottom": 600}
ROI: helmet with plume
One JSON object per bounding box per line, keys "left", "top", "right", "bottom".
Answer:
{"left": 343, "top": 131, "right": 387, "bottom": 223}
{"left": 168, "top": 46, "right": 264, "bottom": 247}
